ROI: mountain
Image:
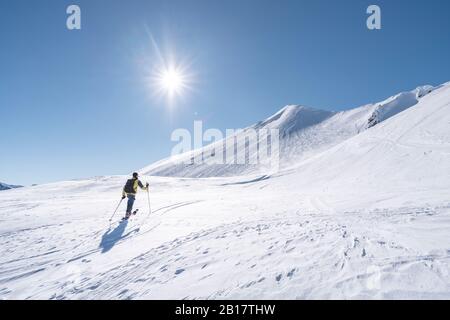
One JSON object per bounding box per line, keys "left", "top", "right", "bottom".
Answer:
{"left": 0, "top": 182, "right": 23, "bottom": 191}
{"left": 140, "top": 85, "right": 438, "bottom": 178}
{"left": 273, "top": 81, "right": 450, "bottom": 205}
{"left": 0, "top": 82, "right": 449, "bottom": 299}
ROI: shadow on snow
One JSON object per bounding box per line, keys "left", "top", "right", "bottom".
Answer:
{"left": 99, "top": 220, "right": 139, "bottom": 253}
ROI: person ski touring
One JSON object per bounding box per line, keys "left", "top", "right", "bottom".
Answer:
{"left": 122, "top": 172, "right": 149, "bottom": 220}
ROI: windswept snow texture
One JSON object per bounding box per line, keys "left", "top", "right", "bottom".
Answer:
{"left": 0, "top": 183, "right": 23, "bottom": 191}
{"left": 140, "top": 85, "right": 437, "bottom": 178}
{"left": 0, "top": 82, "right": 450, "bottom": 299}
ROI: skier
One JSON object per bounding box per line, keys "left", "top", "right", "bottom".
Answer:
{"left": 122, "top": 172, "right": 149, "bottom": 220}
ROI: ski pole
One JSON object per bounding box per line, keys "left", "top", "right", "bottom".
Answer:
{"left": 109, "top": 198, "right": 124, "bottom": 221}
{"left": 147, "top": 188, "right": 152, "bottom": 215}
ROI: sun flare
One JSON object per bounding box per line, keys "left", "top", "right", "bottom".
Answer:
{"left": 152, "top": 63, "right": 191, "bottom": 104}
{"left": 160, "top": 68, "right": 183, "bottom": 94}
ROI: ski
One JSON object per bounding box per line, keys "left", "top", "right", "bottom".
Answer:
{"left": 121, "top": 209, "right": 139, "bottom": 222}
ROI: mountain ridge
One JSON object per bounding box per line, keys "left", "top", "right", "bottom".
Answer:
{"left": 140, "top": 83, "right": 440, "bottom": 177}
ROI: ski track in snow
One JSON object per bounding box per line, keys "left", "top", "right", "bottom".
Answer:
{"left": 0, "top": 177, "right": 449, "bottom": 299}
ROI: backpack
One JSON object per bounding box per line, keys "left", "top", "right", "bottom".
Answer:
{"left": 124, "top": 178, "right": 137, "bottom": 194}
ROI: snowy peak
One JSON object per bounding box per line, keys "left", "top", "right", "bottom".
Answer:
{"left": 140, "top": 82, "right": 446, "bottom": 178}
{"left": 254, "top": 105, "right": 334, "bottom": 136}
{"left": 0, "top": 182, "right": 23, "bottom": 191}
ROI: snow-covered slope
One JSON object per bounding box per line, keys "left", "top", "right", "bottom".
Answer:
{"left": 0, "top": 182, "right": 22, "bottom": 191}
{"left": 140, "top": 85, "right": 437, "bottom": 178}
{"left": 275, "top": 82, "right": 450, "bottom": 194}
{"left": 0, "top": 82, "right": 449, "bottom": 299}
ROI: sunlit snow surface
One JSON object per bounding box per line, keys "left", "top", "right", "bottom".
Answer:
{"left": 0, "top": 83, "right": 449, "bottom": 299}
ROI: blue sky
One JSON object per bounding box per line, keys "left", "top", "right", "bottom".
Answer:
{"left": 1, "top": 0, "right": 449, "bottom": 185}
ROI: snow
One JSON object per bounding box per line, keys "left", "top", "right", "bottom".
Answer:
{"left": 0, "top": 82, "right": 449, "bottom": 299}
{"left": 140, "top": 84, "right": 437, "bottom": 178}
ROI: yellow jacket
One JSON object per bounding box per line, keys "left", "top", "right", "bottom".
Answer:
{"left": 123, "top": 178, "right": 148, "bottom": 197}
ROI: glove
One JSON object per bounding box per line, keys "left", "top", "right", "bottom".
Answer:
{"left": 122, "top": 195, "right": 126, "bottom": 200}
{"left": 146, "top": 183, "right": 149, "bottom": 188}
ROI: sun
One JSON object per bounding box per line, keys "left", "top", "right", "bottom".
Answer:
{"left": 152, "top": 63, "right": 191, "bottom": 104}
{"left": 160, "top": 68, "right": 183, "bottom": 94}
{"left": 142, "top": 33, "right": 195, "bottom": 106}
